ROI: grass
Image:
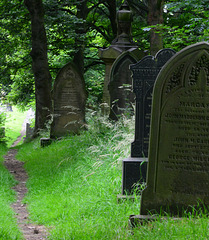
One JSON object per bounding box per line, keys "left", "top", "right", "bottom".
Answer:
{"left": 0, "top": 109, "right": 208, "bottom": 239}
{"left": 0, "top": 107, "right": 28, "bottom": 239}
{"left": 16, "top": 112, "right": 209, "bottom": 239}
{"left": 5, "top": 107, "right": 27, "bottom": 147}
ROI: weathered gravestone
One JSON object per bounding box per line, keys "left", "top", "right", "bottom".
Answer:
{"left": 140, "top": 42, "right": 209, "bottom": 216}
{"left": 108, "top": 51, "right": 140, "bottom": 120}
{"left": 99, "top": 1, "right": 144, "bottom": 116}
{"left": 50, "top": 62, "right": 87, "bottom": 138}
{"left": 121, "top": 49, "right": 176, "bottom": 195}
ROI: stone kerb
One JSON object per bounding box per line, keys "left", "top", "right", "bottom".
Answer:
{"left": 140, "top": 42, "right": 209, "bottom": 216}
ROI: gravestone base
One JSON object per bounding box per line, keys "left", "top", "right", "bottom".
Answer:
{"left": 117, "top": 194, "right": 140, "bottom": 202}
{"left": 129, "top": 215, "right": 156, "bottom": 228}
{"left": 129, "top": 215, "right": 181, "bottom": 228}
{"left": 40, "top": 138, "right": 53, "bottom": 148}
{"left": 122, "top": 157, "right": 148, "bottom": 195}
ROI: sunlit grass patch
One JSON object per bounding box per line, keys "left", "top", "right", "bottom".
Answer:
{"left": 5, "top": 107, "right": 27, "bottom": 147}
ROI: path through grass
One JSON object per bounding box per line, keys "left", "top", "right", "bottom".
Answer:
{"left": 16, "top": 115, "right": 209, "bottom": 239}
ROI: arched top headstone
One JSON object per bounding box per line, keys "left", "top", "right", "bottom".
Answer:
{"left": 140, "top": 42, "right": 209, "bottom": 215}
{"left": 50, "top": 62, "right": 87, "bottom": 138}
{"left": 109, "top": 51, "right": 140, "bottom": 84}
{"left": 108, "top": 51, "right": 139, "bottom": 120}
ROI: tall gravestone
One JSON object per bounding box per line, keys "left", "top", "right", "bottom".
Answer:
{"left": 140, "top": 42, "right": 209, "bottom": 216}
{"left": 108, "top": 51, "right": 139, "bottom": 120}
{"left": 50, "top": 62, "right": 87, "bottom": 138}
{"left": 121, "top": 49, "right": 176, "bottom": 195}
{"left": 131, "top": 49, "right": 176, "bottom": 157}
{"left": 99, "top": 1, "right": 144, "bottom": 116}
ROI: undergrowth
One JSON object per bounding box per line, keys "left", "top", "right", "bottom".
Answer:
{"left": 16, "top": 112, "right": 209, "bottom": 239}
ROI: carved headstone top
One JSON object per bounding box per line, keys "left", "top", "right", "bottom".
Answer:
{"left": 50, "top": 62, "right": 87, "bottom": 138}
{"left": 140, "top": 42, "right": 209, "bottom": 216}
{"left": 108, "top": 51, "right": 140, "bottom": 120}
{"left": 130, "top": 49, "right": 176, "bottom": 157}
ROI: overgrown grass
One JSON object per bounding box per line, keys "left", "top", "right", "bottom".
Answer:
{"left": 5, "top": 107, "right": 27, "bottom": 147}
{"left": 16, "top": 113, "right": 209, "bottom": 239}
{"left": 0, "top": 143, "right": 23, "bottom": 240}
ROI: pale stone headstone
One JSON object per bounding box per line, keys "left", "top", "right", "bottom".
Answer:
{"left": 140, "top": 42, "right": 209, "bottom": 216}
{"left": 50, "top": 62, "right": 87, "bottom": 138}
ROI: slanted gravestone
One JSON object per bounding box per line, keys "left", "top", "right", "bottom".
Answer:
{"left": 109, "top": 51, "right": 139, "bottom": 120}
{"left": 121, "top": 49, "right": 176, "bottom": 195}
{"left": 140, "top": 42, "right": 209, "bottom": 216}
{"left": 50, "top": 62, "right": 87, "bottom": 138}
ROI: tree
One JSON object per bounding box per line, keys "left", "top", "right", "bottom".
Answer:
{"left": 163, "top": 0, "right": 209, "bottom": 50}
{"left": 147, "top": 0, "right": 164, "bottom": 55}
{"left": 24, "top": 0, "right": 52, "bottom": 135}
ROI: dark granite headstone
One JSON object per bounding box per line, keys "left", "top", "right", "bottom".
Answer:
{"left": 140, "top": 42, "right": 209, "bottom": 216}
{"left": 130, "top": 49, "right": 176, "bottom": 157}
{"left": 109, "top": 51, "right": 139, "bottom": 120}
{"left": 50, "top": 62, "right": 87, "bottom": 138}
{"left": 121, "top": 49, "right": 176, "bottom": 196}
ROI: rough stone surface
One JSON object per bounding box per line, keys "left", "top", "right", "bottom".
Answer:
{"left": 50, "top": 62, "right": 87, "bottom": 138}
{"left": 140, "top": 42, "right": 209, "bottom": 216}
{"left": 108, "top": 51, "right": 139, "bottom": 120}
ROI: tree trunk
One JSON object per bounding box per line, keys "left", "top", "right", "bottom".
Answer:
{"left": 147, "top": 0, "right": 164, "bottom": 55}
{"left": 73, "top": 0, "right": 88, "bottom": 75}
{"left": 24, "top": 0, "right": 52, "bottom": 136}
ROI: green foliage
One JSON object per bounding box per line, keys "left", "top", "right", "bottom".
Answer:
{"left": 1, "top": 0, "right": 209, "bottom": 109}
{"left": 0, "top": 0, "right": 32, "bottom": 106}
{"left": 5, "top": 107, "right": 28, "bottom": 147}
{"left": 164, "top": 0, "right": 209, "bottom": 50}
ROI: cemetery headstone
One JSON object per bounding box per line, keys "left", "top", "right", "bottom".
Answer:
{"left": 108, "top": 51, "right": 139, "bottom": 120}
{"left": 99, "top": 1, "right": 143, "bottom": 116}
{"left": 26, "top": 123, "right": 34, "bottom": 139}
{"left": 130, "top": 48, "right": 176, "bottom": 157}
{"left": 140, "top": 42, "right": 209, "bottom": 216}
{"left": 121, "top": 49, "right": 176, "bottom": 195}
{"left": 50, "top": 62, "right": 87, "bottom": 138}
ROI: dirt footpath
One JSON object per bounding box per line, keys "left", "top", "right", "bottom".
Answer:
{"left": 3, "top": 114, "right": 48, "bottom": 240}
